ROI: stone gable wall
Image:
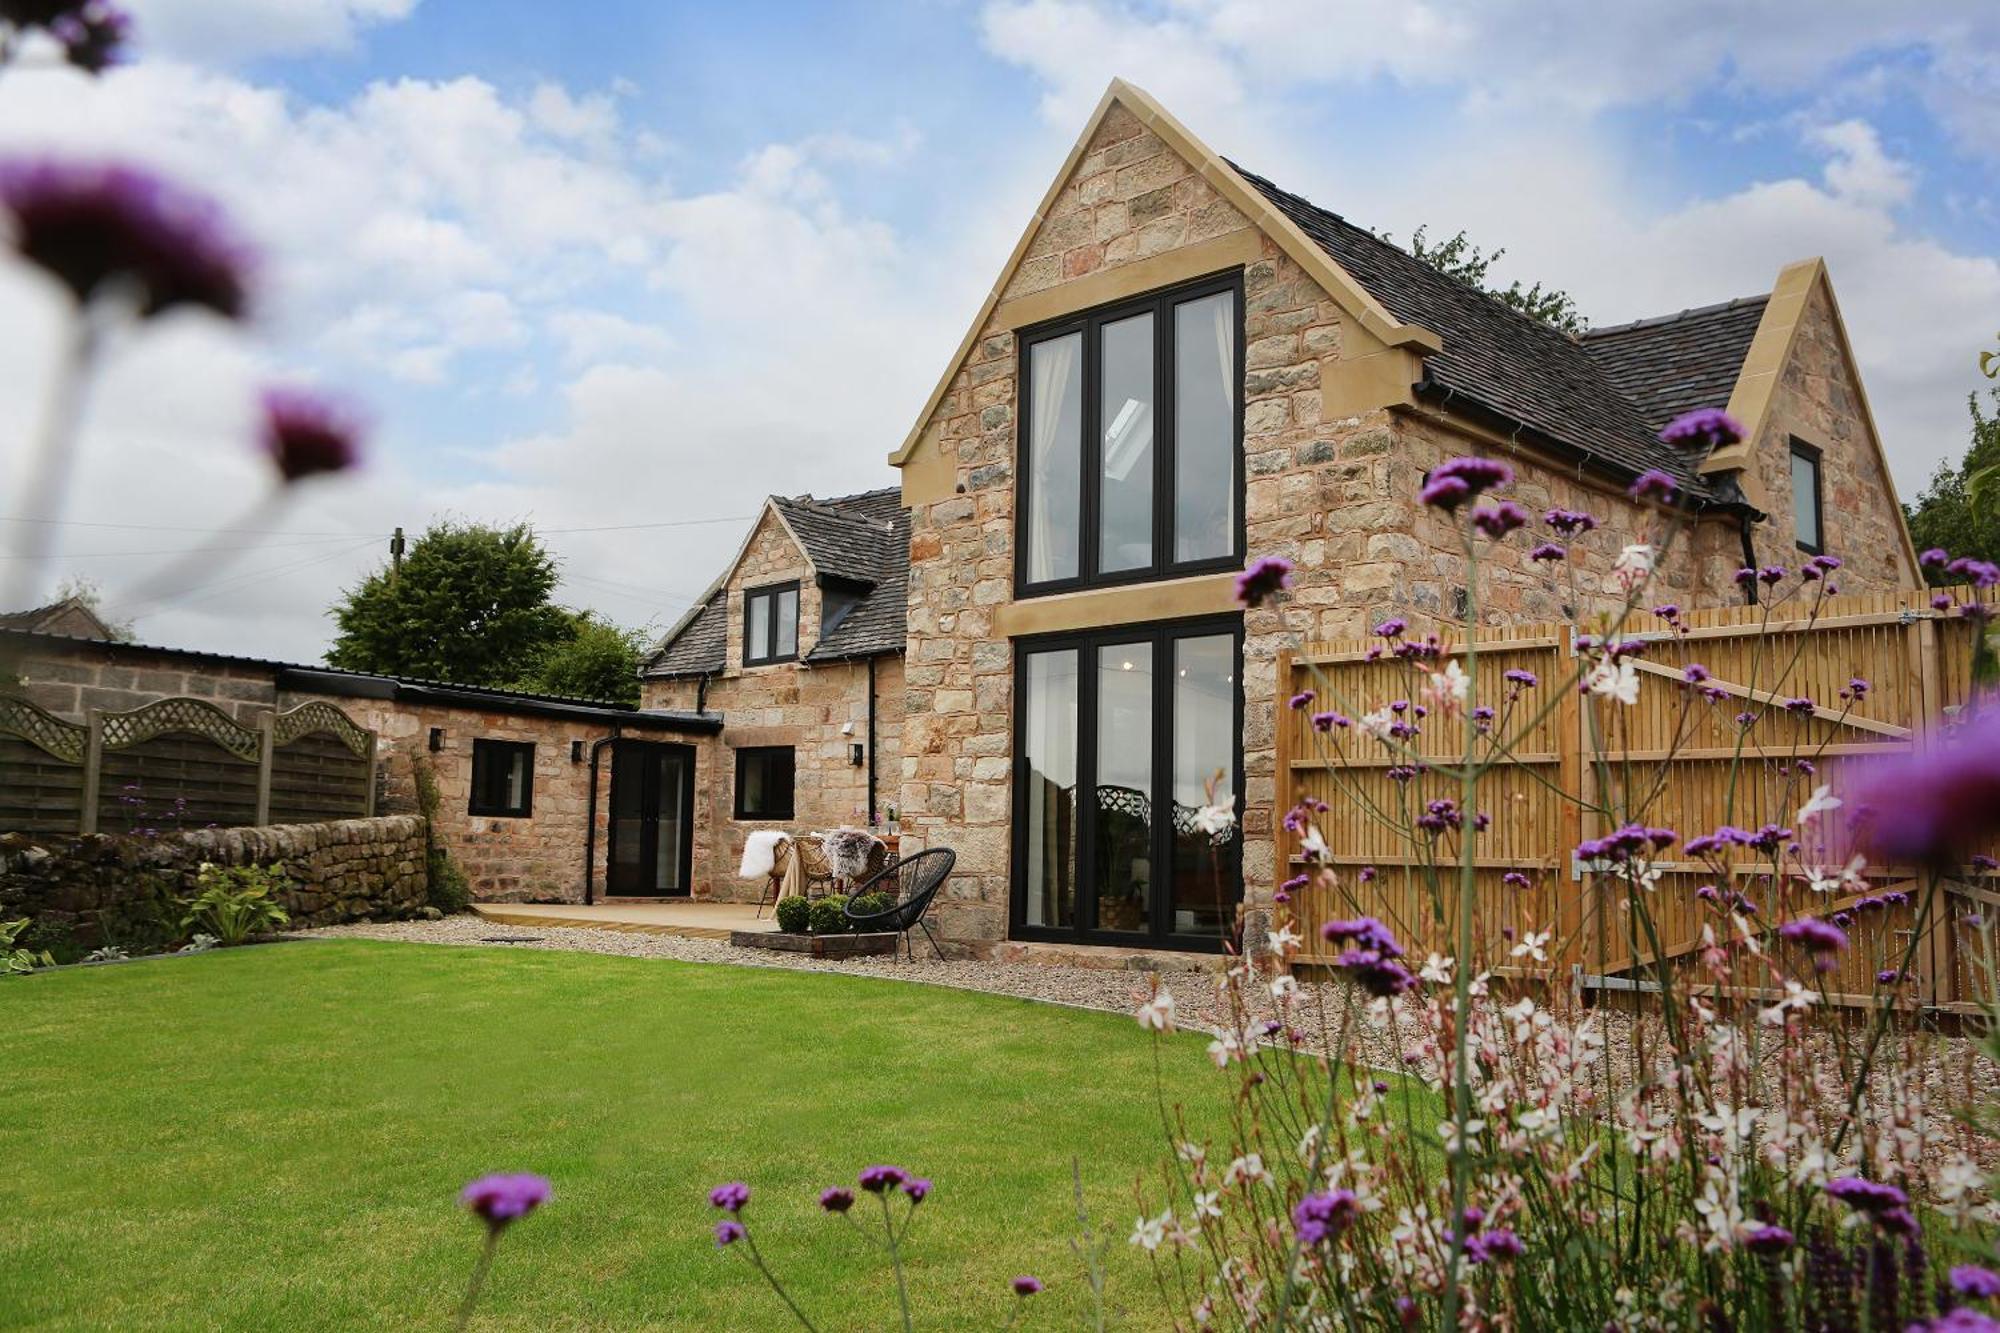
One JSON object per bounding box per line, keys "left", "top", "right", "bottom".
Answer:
{"left": 1740, "top": 282, "right": 1915, "bottom": 592}
{"left": 898, "top": 102, "right": 1822, "bottom": 950}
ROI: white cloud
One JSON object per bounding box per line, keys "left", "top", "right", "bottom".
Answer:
{"left": 1810, "top": 119, "right": 1917, "bottom": 210}
{"left": 121, "top": 0, "right": 419, "bottom": 64}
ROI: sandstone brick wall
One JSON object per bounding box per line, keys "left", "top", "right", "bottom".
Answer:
{"left": 1739, "top": 281, "right": 1915, "bottom": 592}
{"left": 897, "top": 99, "right": 1885, "bottom": 950}
{"left": 643, "top": 516, "right": 906, "bottom": 904}
{"left": 3, "top": 639, "right": 276, "bottom": 722}
{"left": 0, "top": 814, "right": 429, "bottom": 955}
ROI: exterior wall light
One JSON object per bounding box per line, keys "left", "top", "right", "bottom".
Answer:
{"left": 570, "top": 739, "right": 584, "bottom": 763}
{"left": 428, "top": 727, "right": 444, "bottom": 752}
{"left": 850, "top": 742, "right": 865, "bottom": 767}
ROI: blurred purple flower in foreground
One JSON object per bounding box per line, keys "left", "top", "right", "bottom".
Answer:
{"left": 1, "top": 0, "right": 130, "bottom": 72}
{"left": 1850, "top": 709, "right": 2000, "bottom": 870}
{"left": 260, "top": 387, "right": 363, "bottom": 483}
{"left": 0, "top": 157, "right": 251, "bottom": 318}
{"left": 459, "top": 1172, "right": 551, "bottom": 1233}
{"left": 1659, "top": 407, "right": 1744, "bottom": 451}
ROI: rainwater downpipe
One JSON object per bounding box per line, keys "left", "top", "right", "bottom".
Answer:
{"left": 866, "top": 655, "right": 878, "bottom": 827}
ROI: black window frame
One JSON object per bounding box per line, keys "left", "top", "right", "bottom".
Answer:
{"left": 1008, "top": 613, "right": 1245, "bottom": 953}
{"left": 1789, "top": 438, "right": 1825, "bottom": 555}
{"left": 1015, "top": 269, "right": 1247, "bottom": 598}
{"left": 742, "top": 581, "right": 800, "bottom": 666}
{"left": 467, "top": 739, "right": 535, "bottom": 818}
{"left": 733, "top": 745, "right": 797, "bottom": 821}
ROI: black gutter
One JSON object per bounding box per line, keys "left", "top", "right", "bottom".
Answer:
{"left": 277, "top": 668, "right": 722, "bottom": 734}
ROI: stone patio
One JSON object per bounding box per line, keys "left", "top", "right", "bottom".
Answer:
{"left": 472, "top": 900, "right": 778, "bottom": 941}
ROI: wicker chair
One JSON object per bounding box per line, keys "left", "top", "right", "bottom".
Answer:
{"left": 843, "top": 848, "right": 956, "bottom": 962}
{"left": 793, "top": 837, "right": 841, "bottom": 899}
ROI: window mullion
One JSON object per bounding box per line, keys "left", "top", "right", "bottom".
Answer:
{"left": 1076, "top": 640, "right": 1100, "bottom": 936}
{"left": 1155, "top": 293, "right": 1174, "bottom": 579}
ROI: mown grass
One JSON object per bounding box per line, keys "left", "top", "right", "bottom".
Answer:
{"left": 0, "top": 939, "right": 1252, "bottom": 1329}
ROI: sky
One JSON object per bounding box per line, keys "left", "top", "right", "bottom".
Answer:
{"left": 1, "top": 0, "right": 1997, "bottom": 663}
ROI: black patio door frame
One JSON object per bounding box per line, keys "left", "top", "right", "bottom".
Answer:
{"left": 606, "top": 739, "right": 696, "bottom": 898}
{"left": 1008, "top": 613, "right": 1244, "bottom": 952}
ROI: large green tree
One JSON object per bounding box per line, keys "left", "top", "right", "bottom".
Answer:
{"left": 1401, "top": 225, "right": 1587, "bottom": 336}
{"left": 326, "top": 521, "right": 577, "bottom": 687}
{"left": 1904, "top": 388, "right": 2000, "bottom": 582}
{"left": 512, "top": 613, "right": 647, "bottom": 706}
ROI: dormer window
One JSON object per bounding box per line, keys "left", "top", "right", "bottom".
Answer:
{"left": 1790, "top": 439, "right": 1823, "bottom": 554}
{"left": 743, "top": 581, "right": 799, "bottom": 666}
{"left": 1018, "top": 272, "right": 1243, "bottom": 594}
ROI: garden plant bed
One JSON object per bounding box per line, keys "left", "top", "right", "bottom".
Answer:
{"left": 730, "top": 929, "right": 899, "bottom": 957}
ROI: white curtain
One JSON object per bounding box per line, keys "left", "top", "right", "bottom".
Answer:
{"left": 1030, "top": 335, "right": 1079, "bottom": 583}
{"left": 1209, "top": 295, "right": 1236, "bottom": 544}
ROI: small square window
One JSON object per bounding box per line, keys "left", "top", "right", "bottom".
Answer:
{"left": 469, "top": 739, "right": 535, "bottom": 817}
{"left": 733, "top": 746, "right": 795, "bottom": 820}
{"left": 1790, "top": 441, "right": 1824, "bottom": 554}
{"left": 743, "top": 582, "right": 800, "bottom": 665}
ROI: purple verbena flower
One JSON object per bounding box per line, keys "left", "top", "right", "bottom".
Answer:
{"left": 1430, "top": 455, "right": 1515, "bottom": 496}
{"left": 1310, "top": 710, "right": 1349, "bottom": 732}
{"left": 708, "top": 1182, "right": 750, "bottom": 1213}
{"left": 0, "top": 157, "right": 252, "bottom": 319}
{"left": 1779, "top": 917, "right": 1848, "bottom": 970}
{"left": 1824, "top": 1176, "right": 1909, "bottom": 1214}
{"left": 1743, "top": 1224, "right": 1794, "bottom": 1255}
{"left": 1419, "top": 473, "right": 1472, "bottom": 509}
{"left": 1012, "top": 1275, "right": 1045, "bottom": 1296}
{"left": 256, "top": 387, "right": 364, "bottom": 483}
{"left": 1472, "top": 499, "right": 1529, "bottom": 539}
{"left": 858, "top": 1165, "right": 909, "bottom": 1193}
{"left": 1921, "top": 547, "right": 1950, "bottom": 568}
{"left": 1235, "top": 556, "right": 1294, "bottom": 608}
{"left": 460, "top": 1173, "right": 552, "bottom": 1232}
{"left": 1466, "top": 1228, "right": 1524, "bottom": 1263}
{"left": 1659, "top": 407, "right": 1745, "bottom": 451}
{"left": 1292, "top": 1189, "right": 1360, "bottom": 1245}
{"left": 1952, "top": 1266, "right": 2000, "bottom": 1300}
{"left": 902, "top": 1177, "right": 932, "bottom": 1204}
{"left": 1921, "top": 1310, "right": 2000, "bottom": 1332}
{"left": 819, "top": 1186, "right": 854, "bottom": 1213}
{"left": 1288, "top": 690, "right": 1315, "bottom": 710}
{"left": 1629, "top": 468, "right": 1678, "bottom": 502}
{"left": 1504, "top": 668, "right": 1538, "bottom": 687}
{"left": 1734, "top": 566, "right": 1758, "bottom": 586}
{"left": 1851, "top": 709, "right": 2000, "bottom": 869}
{"left": 715, "top": 1219, "right": 745, "bottom": 1246}
{"left": 1544, "top": 507, "right": 1597, "bottom": 535}
{"left": 1530, "top": 542, "right": 1566, "bottom": 562}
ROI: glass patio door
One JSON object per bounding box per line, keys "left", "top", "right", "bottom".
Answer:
{"left": 607, "top": 741, "right": 695, "bottom": 897}
{"left": 1011, "top": 617, "right": 1242, "bottom": 949}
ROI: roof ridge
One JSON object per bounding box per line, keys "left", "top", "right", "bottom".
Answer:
{"left": 777, "top": 493, "right": 897, "bottom": 533}
{"left": 1583, "top": 294, "right": 1771, "bottom": 340}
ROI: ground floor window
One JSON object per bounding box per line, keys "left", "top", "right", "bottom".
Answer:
{"left": 733, "top": 745, "right": 796, "bottom": 820}
{"left": 468, "top": 739, "right": 534, "bottom": 817}
{"left": 1011, "top": 616, "right": 1242, "bottom": 948}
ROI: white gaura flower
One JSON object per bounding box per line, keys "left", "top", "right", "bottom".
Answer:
{"left": 1797, "top": 784, "right": 1843, "bottom": 825}
{"left": 1207, "top": 1034, "right": 1242, "bottom": 1068}
{"left": 1613, "top": 542, "right": 1654, "bottom": 591}
{"left": 1628, "top": 858, "right": 1664, "bottom": 893}
{"left": 1510, "top": 929, "right": 1552, "bottom": 963}
{"left": 1267, "top": 923, "right": 1302, "bottom": 959}
{"left": 1129, "top": 1211, "right": 1169, "bottom": 1250}
{"left": 1357, "top": 707, "right": 1396, "bottom": 742}
{"left": 1517, "top": 1106, "right": 1560, "bottom": 1141}
{"left": 1270, "top": 973, "right": 1299, "bottom": 1003}
{"left": 1420, "top": 953, "right": 1454, "bottom": 984}
{"left": 1803, "top": 855, "right": 1870, "bottom": 895}
{"left": 1758, "top": 980, "right": 1819, "bottom": 1026}
{"left": 1299, "top": 824, "right": 1331, "bottom": 862}
{"left": 1191, "top": 1190, "right": 1223, "bottom": 1222}
{"left": 1136, "top": 988, "right": 1177, "bottom": 1033}
{"left": 1426, "top": 660, "right": 1470, "bottom": 714}
{"left": 1437, "top": 1118, "right": 1485, "bottom": 1156}
{"left": 1223, "top": 1153, "right": 1270, "bottom": 1188}
{"left": 1191, "top": 802, "right": 1236, "bottom": 836}
{"left": 1586, "top": 656, "right": 1641, "bottom": 705}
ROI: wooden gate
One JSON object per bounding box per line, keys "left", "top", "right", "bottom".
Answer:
{"left": 1276, "top": 589, "right": 1998, "bottom": 1010}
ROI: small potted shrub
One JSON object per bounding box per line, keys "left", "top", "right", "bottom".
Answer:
{"left": 808, "top": 895, "right": 849, "bottom": 936}
{"left": 773, "top": 895, "right": 810, "bottom": 935}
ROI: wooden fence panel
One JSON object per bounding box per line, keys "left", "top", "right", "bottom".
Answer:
{"left": 1278, "top": 588, "right": 1999, "bottom": 1006}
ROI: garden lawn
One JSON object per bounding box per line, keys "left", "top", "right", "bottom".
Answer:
{"left": 0, "top": 939, "right": 1241, "bottom": 1330}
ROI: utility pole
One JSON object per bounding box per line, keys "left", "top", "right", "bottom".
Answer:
{"left": 390, "top": 526, "right": 406, "bottom": 580}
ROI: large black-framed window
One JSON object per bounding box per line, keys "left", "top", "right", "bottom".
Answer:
{"left": 1790, "top": 439, "right": 1824, "bottom": 555}
{"left": 743, "top": 581, "right": 800, "bottom": 665}
{"left": 733, "top": 746, "right": 796, "bottom": 820}
{"left": 468, "top": 739, "right": 534, "bottom": 818}
{"left": 1011, "top": 615, "right": 1243, "bottom": 951}
{"left": 1016, "top": 271, "right": 1245, "bottom": 596}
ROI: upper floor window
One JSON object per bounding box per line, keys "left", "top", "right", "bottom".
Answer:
{"left": 468, "top": 739, "right": 534, "bottom": 818}
{"left": 1790, "top": 440, "right": 1823, "bottom": 554}
{"left": 1018, "top": 272, "right": 1243, "bottom": 593}
{"left": 743, "top": 582, "right": 799, "bottom": 665}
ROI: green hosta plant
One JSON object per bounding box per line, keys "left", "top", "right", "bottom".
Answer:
{"left": 179, "top": 863, "right": 291, "bottom": 946}
{"left": 1, "top": 918, "right": 53, "bottom": 975}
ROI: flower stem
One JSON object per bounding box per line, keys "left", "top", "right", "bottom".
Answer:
{"left": 3, "top": 308, "right": 101, "bottom": 614}
{"left": 880, "top": 1190, "right": 914, "bottom": 1333}
{"left": 453, "top": 1230, "right": 500, "bottom": 1332}
{"left": 740, "top": 1229, "right": 823, "bottom": 1333}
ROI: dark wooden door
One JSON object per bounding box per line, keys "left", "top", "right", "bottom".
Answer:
{"left": 607, "top": 741, "right": 695, "bottom": 897}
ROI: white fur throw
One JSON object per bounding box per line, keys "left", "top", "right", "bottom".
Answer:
{"left": 821, "top": 828, "right": 881, "bottom": 880}
{"left": 738, "top": 830, "right": 789, "bottom": 881}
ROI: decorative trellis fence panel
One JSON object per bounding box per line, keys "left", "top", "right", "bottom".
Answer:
{"left": 0, "top": 695, "right": 376, "bottom": 835}
{"left": 1276, "top": 588, "right": 1999, "bottom": 1011}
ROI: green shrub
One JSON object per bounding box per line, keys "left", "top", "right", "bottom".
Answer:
{"left": 808, "top": 895, "right": 850, "bottom": 935}
{"left": 1, "top": 918, "right": 53, "bottom": 975}
{"left": 848, "top": 891, "right": 893, "bottom": 920}
{"left": 774, "top": 895, "right": 811, "bottom": 934}
{"left": 427, "top": 849, "right": 471, "bottom": 915}
{"left": 179, "top": 863, "right": 291, "bottom": 946}
{"left": 18, "top": 917, "right": 78, "bottom": 965}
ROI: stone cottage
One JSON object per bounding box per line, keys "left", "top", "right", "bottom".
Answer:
{"left": 641, "top": 489, "right": 909, "bottom": 899}
{"left": 884, "top": 79, "right": 1919, "bottom": 955}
